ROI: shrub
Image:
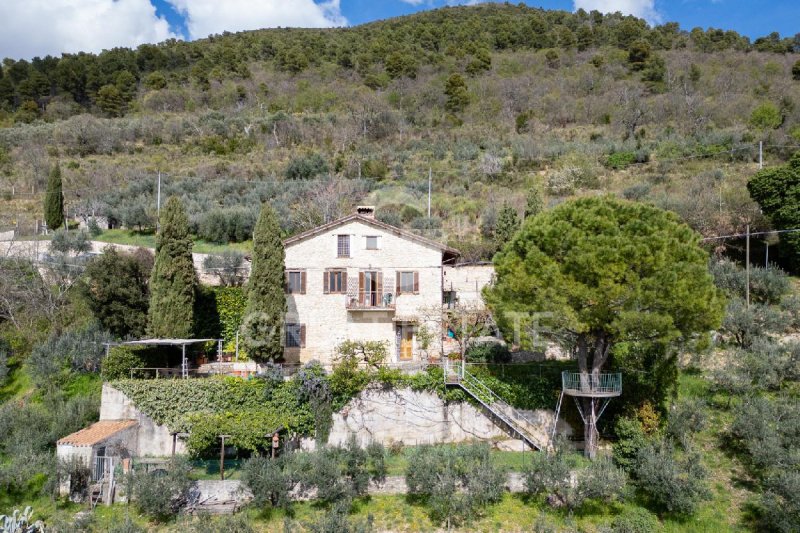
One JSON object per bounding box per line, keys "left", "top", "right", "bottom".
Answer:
{"left": 730, "top": 396, "right": 799, "bottom": 472}
{"left": 406, "top": 443, "right": 504, "bottom": 527}
{"left": 28, "top": 323, "right": 111, "bottom": 387}
{"left": 760, "top": 470, "right": 800, "bottom": 533}
{"left": 465, "top": 342, "right": 511, "bottom": 363}
{"left": 203, "top": 251, "right": 247, "bottom": 286}
{"left": 242, "top": 454, "right": 299, "bottom": 510}
{"left": 605, "top": 151, "right": 637, "bottom": 169}
{"left": 749, "top": 102, "right": 782, "bottom": 130}
{"left": 613, "top": 415, "right": 652, "bottom": 471}
{"left": 101, "top": 345, "right": 146, "bottom": 380}
{"left": 634, "top": 439, "right": 709, "bottom": 515}
{"left": 298, "top": 438, "right": 387, "bottom": 507}
{"left": 665, "top": 399, "right": 707, "bottom": 446}
{"left": 307, "top": 501, "right": 374, "bottom": 533}
{"left": 721, "top": 298, "right": 789, "bottom": 348}
{"left": 107, "top": 516, "right": 146, "bottom": 533}
{"left": 197, "top": 207, "right": 256, "bottom": 244}
{"left": 710, "top": 259, "right": 790, "bottom": 305}
{"left": 0, "top": 340, "right": 9, "bottom": 385}
{"left": 87, "top": 217, "right": 103, "bottom": 237}
{"left": 611, "top": 508, "right": 662, "bottom": 533}
{"left": 295, "top": 361, "right": 334, "bottom": 443}
{"left": 129, "top": 457, "right": 193, "bottom": 521}
{"left": 49, "top": 228, "right": 91, "bottom": 256}
{"left": 286, "top": 153, "right": 328, "bottom": 180}
{"left": 523, "top": 447, "right": 572, "bottom": 500}
{"left": 58, "top": 457, "right": 92, "bottom": 502}
{"left": 573, "top": 457, "right": 628, "bottom": 508}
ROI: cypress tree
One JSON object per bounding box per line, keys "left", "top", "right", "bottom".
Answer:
{"left": 147, "top": 196, "right": 196, "bottom": 338}
{"left": 242, "top": 203, "right": 286, "bottom": 361}
{"left": 44, "top": 163, "right": 64, "bottom": 231}
{"left": 494, "top": 203, "right": 520, "bottom": 247}
{"left": 524, "top": 187, "right": 544, "bottom": 219}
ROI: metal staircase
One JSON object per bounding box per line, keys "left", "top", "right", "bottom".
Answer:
{"left": 444, "top": 361, "right": 550, "bottom": 451}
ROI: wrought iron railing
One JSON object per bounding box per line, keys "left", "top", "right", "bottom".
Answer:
{"left": 345, "top": 291, "right": 396, "bottom": 310}
{"left": 443, "top": 361, "right": 547, "bottom": 450}
{"left": 561, "top": 371, "right": 622, "bottom": 395}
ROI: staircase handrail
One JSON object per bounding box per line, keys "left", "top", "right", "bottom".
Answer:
{"left": 461, "top": 369, "right": 547, "bottom": 450}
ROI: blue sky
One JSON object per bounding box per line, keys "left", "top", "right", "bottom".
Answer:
{"left": 1, "top": 0, "right": 797, "bottom": 60}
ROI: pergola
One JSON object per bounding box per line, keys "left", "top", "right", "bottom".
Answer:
{"left": 109, "top": 338, "right": 220, "bottom": 379}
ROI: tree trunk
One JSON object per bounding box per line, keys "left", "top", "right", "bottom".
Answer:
{"left": 576, "top": 333, "right": 610, "bottom": 459}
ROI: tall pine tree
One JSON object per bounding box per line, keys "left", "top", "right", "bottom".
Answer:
{"left": 147, "top": 196, "right": 196, "bottom": 338}
{"left": 44, "top": 163, "right": 64, "bottom": 231}
{"left": 242, "top": 203, "right": 286, "bottom": 361}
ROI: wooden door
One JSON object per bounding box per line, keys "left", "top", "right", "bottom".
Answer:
{"left": 399, "top": 327, "right": 413, "bottom": 360}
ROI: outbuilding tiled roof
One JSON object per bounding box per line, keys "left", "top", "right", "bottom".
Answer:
{"left": 57, "top": 420, "right": 137, "bottom": 447}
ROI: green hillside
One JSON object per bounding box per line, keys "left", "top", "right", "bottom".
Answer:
{"left": 2, "top": 5, "right": 800, "bottom": 531}
{"left": 0, "top": 4, "right": 798, "bottom": 260}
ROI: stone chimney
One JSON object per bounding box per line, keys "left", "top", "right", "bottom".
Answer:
{"left": 356, "top": 206, "right": 376, "bottom": 219}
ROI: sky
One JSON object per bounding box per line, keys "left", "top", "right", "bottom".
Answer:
{"left": 0, "top": 0, "right": 798, "bottom": 60}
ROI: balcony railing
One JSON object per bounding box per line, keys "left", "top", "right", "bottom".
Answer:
{"left": 346, "top": 291, "right": 396, "bottom": 310}
{"left": 561, "top": 371, "right": 622, "bottom": 397}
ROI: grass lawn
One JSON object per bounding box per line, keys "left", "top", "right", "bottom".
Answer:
{"left": 93, "top": 229, "right": 252, "bottom": 254}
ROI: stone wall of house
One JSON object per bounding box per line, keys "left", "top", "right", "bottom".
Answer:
{"left": 443, "top": 263, "right": 495, "bottom": 307}
{"left": 285, "top": 219, "right": 446, "bottom": 365}
{"left": 99, "top": 384, "right": 184, "bottom": 457}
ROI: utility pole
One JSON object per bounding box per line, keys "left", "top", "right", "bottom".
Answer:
{"left": 219, "top": 434, "right": 231, "bottom": 480}
{"left": 156, "top": 170, "right": 162, "bottom": 232}
{"left": 746, "top": 224, "right": 750, "bottom": 309}
{"left": 427, "top": 167, "right": 432, "bottom": 218}
{"left": 759, "top": 141, "right": 763, "bottom": 170}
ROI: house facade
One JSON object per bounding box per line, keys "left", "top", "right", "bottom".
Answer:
{"left": 282, "top": 206, "right": 491, "bottom": 365}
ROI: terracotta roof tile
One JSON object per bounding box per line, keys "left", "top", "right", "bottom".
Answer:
{"left": 57, "top": 420, "right": 137, "bottom": 447}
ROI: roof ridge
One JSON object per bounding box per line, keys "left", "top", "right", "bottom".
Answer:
{"left": 283, "top": 214, "right": 460, "bottom": 256}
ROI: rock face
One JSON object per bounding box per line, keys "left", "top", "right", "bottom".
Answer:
{"left": 327, "top": 386, "right": 570, "bottom": 447}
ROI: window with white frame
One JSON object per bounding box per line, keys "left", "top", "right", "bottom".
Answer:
{"left": 337, "top": 234, "right": 350, "bottom": 257}
{"left": 365, "top": 235, "right": 379, "bottom": 250}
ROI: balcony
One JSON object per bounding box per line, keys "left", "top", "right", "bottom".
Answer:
{"left": 346, "top": 291, "right": 396, "bottom": 311}
{"left": 561, "top": 371, "right": 622, "bottom": 398}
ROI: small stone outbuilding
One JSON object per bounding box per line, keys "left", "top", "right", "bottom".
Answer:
{"left": 56, "top": 419, "right": 138, "bottom": 497}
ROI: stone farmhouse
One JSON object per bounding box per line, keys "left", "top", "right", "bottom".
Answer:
{"left": 281, "top": 206, "right": 493, "bottom": 365}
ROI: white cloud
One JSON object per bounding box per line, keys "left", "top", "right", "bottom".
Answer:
{"left": 573, "top": 0, "right": 662, "bottom": 24}
{"left": 166, "top": 0, "right": 348, "bottom": 40}
{"left": 0, "top": 0, "right": 178, "bottom": 59}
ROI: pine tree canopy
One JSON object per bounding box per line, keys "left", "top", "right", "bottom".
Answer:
{"left": 485, "top": 196, "right": 724, "bottom": 373}
{"left": 147, "top": 196, "right": 196, "bottom": 338}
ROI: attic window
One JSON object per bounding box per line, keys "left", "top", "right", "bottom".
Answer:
{"left": 337, "top": 235, "right": 350, "bottom": 257}
{"left": 366, "top": 236, "right": 379, "bottom": 250}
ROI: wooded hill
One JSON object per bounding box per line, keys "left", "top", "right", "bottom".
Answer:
{"left": 1, "top": 4, "right": 799, "bottom": 261}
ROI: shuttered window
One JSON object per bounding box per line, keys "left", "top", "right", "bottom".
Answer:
{"left": 396, "top": 271, "right": 419, "bottom": 295}
{"left": 337, "top": 234, "right": 350, "bottom": 257}
{"left": 285, "top": 323, "right": 305, "bottom": 348}
{"left": 365, "top": 236, "right": 379, "bottom": 250}
{"left": 286, "top": 270, "right": 306, "bottom": 294}
{"left": 324, "top": 270, "right": 347, "bottom": 294}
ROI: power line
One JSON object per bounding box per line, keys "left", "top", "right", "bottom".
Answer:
{"left": 701, "top": 227, "right": 800, "bottom": 241}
